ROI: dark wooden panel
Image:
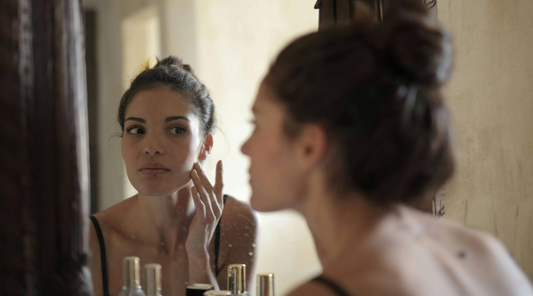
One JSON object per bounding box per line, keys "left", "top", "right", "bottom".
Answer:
{"left": 0, "top": 0, "right": 93, "bottom": 295}
{"left": 0, "top": 0, "right": 32, "bottom": 294}
{"left": 84, "top": 9, "right": 99, "bottom": 215}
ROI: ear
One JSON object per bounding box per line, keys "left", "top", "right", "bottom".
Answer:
{"left": 296, "top": 124, "right": 329, "bottom": 169}
{"left": 198, "top": 133, "right": 214, "bottom": 161}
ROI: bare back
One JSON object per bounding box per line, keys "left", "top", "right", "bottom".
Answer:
{"left": 292, "top": 207, "right": 533, "bottom": 296}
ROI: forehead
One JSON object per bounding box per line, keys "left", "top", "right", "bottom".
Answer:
{"left": 253, "top": 82, "right": 283, "bottom": 117}
{"left": 126, "top": 86, "right": 195, "bottom": 117}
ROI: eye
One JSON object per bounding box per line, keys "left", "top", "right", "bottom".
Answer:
{"left": 170, "top": 126, "right": 186, "bottom": 135}
{"left": 126, "top": 126, "right": 145, "bottom": 135}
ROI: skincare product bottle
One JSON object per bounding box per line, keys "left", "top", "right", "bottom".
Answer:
{"left": 256, "top": 274, "right": 275, "bottom": 296}
{"left": 118, "top": 257, "right": 146, "bottom": 296}
{"left": 144, "top": 264, "right": 162, "bottom": 296}
{"left": 227, "top": 264, "right": 249, "bottom": 296}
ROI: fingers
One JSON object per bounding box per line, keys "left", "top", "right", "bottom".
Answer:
{"left": 191, "top": 186, "right": 206, "bottom": 216}
{"left": 194, "top": 162, "right": 215, "bottom": 195}
{"left": 192, "top": 162, "right": 223, "bottom": 213}
{"left": 214, "top": 160, "right": 224, "bottom": 206}
{"left": 191, "top": 167, "right": 218, "bottom": 223}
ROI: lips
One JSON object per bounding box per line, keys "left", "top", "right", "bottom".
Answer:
{"left": 139, "top": 163, "right": 171, "bottom": 174}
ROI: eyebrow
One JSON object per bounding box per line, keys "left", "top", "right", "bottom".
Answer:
{"left": 124, "top": 117, "right": 145, "bottom": 123}
{"left": 165, "top": 116, "right": 190, "bottom": 123}
{"left": 124, "top": 116, "right": 190, "bottom": 124}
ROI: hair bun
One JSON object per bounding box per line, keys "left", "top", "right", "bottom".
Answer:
{"left": 385, "top": 14, "right": 453, "bottom": 87}
{"left": 155, "top": 55, "right": 196, "bottom": 74}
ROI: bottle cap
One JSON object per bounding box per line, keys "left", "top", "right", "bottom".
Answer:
{"left": 227, "top": 264, "right": 247, "bottom": 294}
{"left": 257, "top": 273, "right": 275, "bottom": 296}
{"left": 123, "top": 257, "right": 141, "bottom": 288}
{"left": 144, "top": 263, "right": 162, "bottom": 296}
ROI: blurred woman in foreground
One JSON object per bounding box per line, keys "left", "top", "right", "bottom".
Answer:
{"left": 241, "top": 1, "right": 533, "bottom": 295}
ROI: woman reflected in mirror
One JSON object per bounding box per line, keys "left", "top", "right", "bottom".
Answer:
{"left": 241, "top": 1, "right": 533, "bottom": 295}
{"left": 89, "top": 56, "right": 257, "bottom": 296}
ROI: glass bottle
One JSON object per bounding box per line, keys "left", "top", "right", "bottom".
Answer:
{"left": 144, "top": 263, "right": 162, "bottom": 296}
{"left": 118, "top": 256, "right": 146, "bottom": 296}
{"left": 256, "top": 274, "right": 275, "bottom": 296}
{"left": 227, "top": 264, "right": 249, "bottom": 296}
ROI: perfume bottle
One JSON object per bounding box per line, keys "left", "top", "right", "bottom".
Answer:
{"left": 118, "top": 257, "right": 146, "bottom": 296}
{"left": 256, "top": 274, "right": 275, "bottom": 296}
{"left": 227, "top": 264, "right": 249, "bottom": 296}
{"left": 144, "top": 264, "right": 162, "bottom": 296}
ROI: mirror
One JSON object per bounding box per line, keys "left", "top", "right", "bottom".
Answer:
{"left": 80, "top": 0, "right": 533, "bottom": 294}
{"left": 82, "top": 0, "right": 320, "bottom": 295}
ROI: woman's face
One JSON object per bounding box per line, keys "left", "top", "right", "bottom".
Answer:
{"left": 121, "top": 87, "right": 208, "bottom": 197}
{"left": 241, "top": 82, "right": 307, "bottom": 212}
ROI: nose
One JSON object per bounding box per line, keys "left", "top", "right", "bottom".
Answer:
{"left": 144, "top": 148, "right": 161, "bottom": 156}
{"left": 144, "top": 135, "right": 165, "bottom": 156}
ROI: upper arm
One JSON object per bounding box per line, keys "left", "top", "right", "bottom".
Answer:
{"left": 89, "top": 220, "right": 103, "bottom": 296}
{"left": 215, "top": 197, "right": 258, "bottom": 290}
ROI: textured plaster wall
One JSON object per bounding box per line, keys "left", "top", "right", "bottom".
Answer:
{"left": 438, "top": 0, "right": 533, "bottom": 279}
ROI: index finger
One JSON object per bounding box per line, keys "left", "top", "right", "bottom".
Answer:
{"left": 214, "top": 160, "right": 224, "bottom": 205}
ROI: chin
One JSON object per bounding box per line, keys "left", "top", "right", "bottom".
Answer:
{"left": 250, "top": 193, "right": 289, "bottom": 212}
{"left": 131, "top": 177, "right": 190, "bottom": 197}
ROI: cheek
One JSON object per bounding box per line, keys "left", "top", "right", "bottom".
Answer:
{"left": 121, "top": 139, "right": 137, "bottom": 167}
{"left": 170, "top": 138, "right": 200, "bottom": 164}
{"left": 249, "top": 133, "right": 301, "bottom": 211}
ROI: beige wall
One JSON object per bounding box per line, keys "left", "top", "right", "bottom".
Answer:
{"left": 438, "top": 0, "right": 533, "bottom": 278}
{"left": 84, "top": 0, "right": 125, "bottom": 210}
{"left": 194, "top": 2, "right": 322, "bottom": 294}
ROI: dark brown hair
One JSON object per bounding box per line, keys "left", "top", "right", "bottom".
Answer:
{"left": 118, "top": 56, "right": 216, "bottom": 136}
{"left": 265, "top": 0, "right": 455, "bottom": 204}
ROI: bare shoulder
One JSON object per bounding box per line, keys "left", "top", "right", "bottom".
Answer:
{"left": 403, "top": 206, "right": 503, "bottom": 251}
{"left": 91, "top": 196, "right": 139, "bottom": 241}
{"left": 215, "top": 195, "right": 258, "bottom": 287}
{"left": 88, "top": 197, "right": 137, "bottom": 266}
{"left": 287, "top": 279, "right": 404, "bottom": 296}
{"left": 405, "top": 207, "right": 533, "bottom": 294}
{"left": 219, "top": 195, "right": 258, "bottom": 247}
{"left": 413, "top": 208, "right": 511, "bottom": 257}
{"left": 89, "top": 197, "right": 140, "bottom": 296}
{"left": 222, "top": 195, "right": 258, "bottom": 230}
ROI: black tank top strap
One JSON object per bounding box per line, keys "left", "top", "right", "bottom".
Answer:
{"left": 90, "top": 216, "right": 110, "bottom": 296}
{"left": 214, "top": 194, "right": 229, "bottom": 276}
{"left": 312, "top": 275, "right": 351, "bottom": 296}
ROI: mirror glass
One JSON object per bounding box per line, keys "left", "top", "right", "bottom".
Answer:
{"left": 83, "top": 0, "right": 321, "bottom": 295}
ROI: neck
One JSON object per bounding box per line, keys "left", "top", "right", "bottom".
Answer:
{"left": 132, "top": 183, "right": 196, "bottom": 255}
{"left": 297, "top": 174, "right": 393, "bottom": 270}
